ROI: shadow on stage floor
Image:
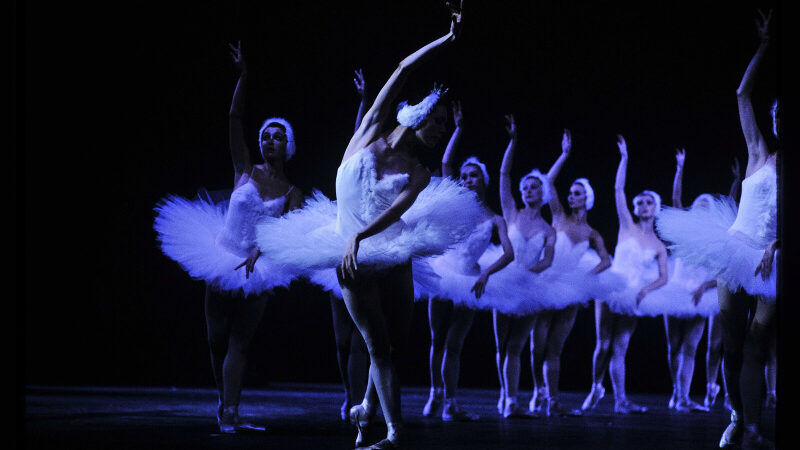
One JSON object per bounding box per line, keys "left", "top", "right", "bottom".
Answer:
{"left": 24, "top": 384, "right": 774, "bottom": 449}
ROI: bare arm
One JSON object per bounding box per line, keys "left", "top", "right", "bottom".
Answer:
{"left": 286, "top": 187, "right": 305, "bottom": 212}
{"left": 342, "top": 3, "right": 463, "bottom": 163}
{"left": 729, "top": 157, "right": 742, "bottom": 201}
{"left": 672, "top": 148, "right": 685, "bottom": 208}
{"left": 341, "top": 166, "right": 432, "bottom": 278}
{"left": 471, "top": 214, "right": 515, "bottom": 298}
{"left": 614, "top": 135, "right": 635, "bottom": 230}
{"left": 228, "top": 41, "right": 252, "bottom": 181}
{"left": 588, "top": 229, "right": 612, "bottom": 274}
{"left": 637, "top": 246, "right": 669, "bottom": 305}
{"left": 441, "top": 100, "right": 463, "bottom": 179}
{"left": 547, "top": 129, "right": 572, "bottom": 219}
{"left": 529, "top": 226, "right": 556, "bottom": 273}
{"left": 499, "top": 114, "right": 518, "bottom": 223}
{"left": 353, "top": 69, "right": 368, "bottom": 133}
{"left": 692, "top": 279, "right": 717, "bottom": 305}
{"left": 737, "top": 10, "right": 772, "bottom": 175}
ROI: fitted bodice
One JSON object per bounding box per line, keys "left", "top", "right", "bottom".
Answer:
{"left": 611, "top": 238, "right": 659, "bottom": 286}
{"left": 216, "top": 182, "right": 287, "bottom": 257}
{"left": 508, "top": 224, "right": 546, "bottom": 269}
{"left": 728, "top": 163, "right": 777, "bottom": 247}
{"left": 550, "top": 232, "right": 592, "bottom": 271}
{"left": 335, "top": 148, "right": 409, "bottom": 237}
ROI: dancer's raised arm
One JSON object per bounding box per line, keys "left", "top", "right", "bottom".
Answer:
{"left": 228, "top": 41, "right": 252, "bottom": 183}
{"left": 353, "top": 69, "right": 369, "bottom": 133}
{"left": 737, "top": 9, "right": 772, "bottom": 176}
{"left": 342, "top": 1, "right": 463, "bottom": 163}
{"left": 499, "top": 114, "right": 518, "bottom": 222}
{"left": 672, "top": 148, "right": 686, "bottom": 208}
{"left": 614, "top": 135, "right": 635, "bottom": 230}
{"left": 546, "top": 129, "right": 572, "bottom": 220}
{"left": 441, "top": 101, "right": 464, "bottom": 178}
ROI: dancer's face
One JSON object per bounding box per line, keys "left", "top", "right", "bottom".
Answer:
{"left": 415, "top": 104, "right": 447, "bottom": 148}
{"left": 568, "top": 183, "right": 587, "bottom": 210}
{"left": 521, "top": 177, "right": 543, "bottom": 206}
{"left": 634, "top": 194, "right": 656, "bottom": 219}
{"left": 260, "top": 125, "right": 288, "bottom": 160}
{"left": 460, "top": 164, "right": 485, "bottom": 194}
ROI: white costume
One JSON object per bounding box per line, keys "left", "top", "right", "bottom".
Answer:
{"left": 154, "top": 183, "right": 297, "bottom": 296}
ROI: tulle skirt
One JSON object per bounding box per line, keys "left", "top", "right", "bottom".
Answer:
{"left": 656, "top": 197, "right": 776, "bottom": 301}
{"left": 154, "top": 195, "right": 296, "bottom": 296}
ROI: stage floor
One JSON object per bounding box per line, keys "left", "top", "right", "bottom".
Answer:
{"left": 24, "top": 384, "right": 775, "bottom": 449}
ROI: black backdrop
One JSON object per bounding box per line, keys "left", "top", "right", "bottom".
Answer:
{"left": 19, "top": 0, "right": 790, "bottom": 397}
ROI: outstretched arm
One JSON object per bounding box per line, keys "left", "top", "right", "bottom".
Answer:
{"left": 499, "top": 114, "right": 518, "bottom": 223}
{"left": 441, "top": 100, "right": 463, "bottom": 179}
{"left": 471, "top": 215, "right": 515, "bottom": 298}
{"left": 353, "top": 69, "right": 369, "bottom": 133}
{"left": 729, "top": 157, "right": 742, "bottom": 201}
{"left": 636, "top": 247, "right": 669, "bottom": 305}
{"left": 737, "top": 9, "right": 772, "bottom": 175}
{"left": 672, "top": 148, "right": 685, "bottom": 208}
{"left": 342, "top": 2, "right": 463, "bottom": 163}
{"left": 228, "top": 41, "right": 252, "bottom": 181}
{"left": 692, "top": 279, "right": 717, "bottom": 306}
{"left": 547, "top": 129, "right": 572, "bottom": 219}
{"left": 614, "top": 135, "right": 635, "bottom": 230}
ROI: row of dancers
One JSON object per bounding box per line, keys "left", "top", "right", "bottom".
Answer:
{"left": 154, "top": 4, "right": 778, "bottom": 449}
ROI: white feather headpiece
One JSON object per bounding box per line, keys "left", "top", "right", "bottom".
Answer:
{"left": 633, "top": 190, "right": 662, "bottom": 217}
{"left": 572, "top": 178, "right": 595, "bottom": 210}
{"left": 258, "top": 117, "right": 296, "bottom": 161}
{"left": 396, "top": 85, "right": 447, "bottom": 129}
{"left": 519, "top": 169, "right": 551, "bottom": 205}
{"left": 460, "top": 156, "right": 490, "bottom": 186}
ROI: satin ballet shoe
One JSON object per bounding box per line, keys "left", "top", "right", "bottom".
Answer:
{"left": 503, "top": 397, "right": 537, "bottom": 419}
{"left": 675, "top": 398, "right": 710, "bottom": 413}
{"left": 668, "top": 388, "right": 678, "bottom": 409}
{"left": 422, "top": 388, "right": 443, "bottom": 417}
{"left": 741, "top": 424, "right": 774, "bottom": 450}
{"left": 581, "top": 384, "right": 605, "bottom": 411}
{"left": 614, "top": 398, "right": 648, "bottom": 414}
{"left": 216, "top": 401, "right": 224, "bottom": 425}
{"left": 496, "top": 392, "right": 506, "bottom": 415}
{"left": 764, "top": 390, "right": 776, "bottom": 409}
{"left": 442, "top": 400, "right": 479, "bottom": 422}
{"left": 528, "top": 387, "right": 547, "bottom": 414}
{"left": 350, "top": 404, "right": 373, "bottom": 448}
{"left": 723, "top": 394, "right": 732, "bottom": 411}
{"left": 718, "top": 410, "right": 742, "bottom": 448}
{"left": 341, "top": 399, "right": 352, "bottom": 422}
{"left": 361, "top": 437, "right": 402, "bottom": 450}
{"left": 704, "top": 383, "right": 721, "bottom": 408}
{"left": 219, "top": 406, "right": 238, "bottom": 434}
{"left": 546, "top": 398, "right": 583, "bottom": 417}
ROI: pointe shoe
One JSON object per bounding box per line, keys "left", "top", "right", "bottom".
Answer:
{"left": 741, "top": 424, "right": 774, "bottom": 449}
{"left": 503, "top": 396, "right": 527, "bottom": 418}
{"left": 675, "top": 398, "right": 710, "bottom": 413}
{"left": 219, "top": 406, "right": 238, "bottom": 434}
{"left": 723, "top": 394, "right": 732, "bottom": 411}
{"left": 668, "top": 388, "right": 678, "bottom": 409}
{"left": 442, "top": 400, "right": 479, "bottom": 422}
{"left": 581, "top": 384, "right": 605, "bottom": 411}
{"left": 614, "top": 398, "right": 648, "bottom": 414}
{"left": 546, "top": 397, "right": 583, "bottom": 417}
{"left": 216, "top": 401, "right": 224, "bottom": 425}
{"left": 718, "top": 410, "right": 742, "bottom": 448}
{"left": 341, "top": 399, "right": 352, "bottom": 422}
{"left": 363, "top": 437, "right": 402, "bottom": 449}
{"left": 764, "top": 391, "right": 776, "bottom": 409}
{"left": 497, "top": 392, "right": 506, "bottom": 415}
{"left": 528, "top": 387, "right": 547, "bottom": 415}
{"left": 350, "top": 404, "right": 372, "bottom": 448}
{"left": 704, "top": 383, "right": 721, "bottom": 408}
{"left": 422, "top": 389, "right": 443, "bottom": 417}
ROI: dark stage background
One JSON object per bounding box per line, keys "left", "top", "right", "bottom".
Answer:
{"left": 20, "top": 0, "right": 788, "bottom": 398}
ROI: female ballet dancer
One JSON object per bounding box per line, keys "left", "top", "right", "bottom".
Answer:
{"left": 581, "top": 134, "right": 668, "bottom": 414}
{"left": 154, "top": 41, "right": 304, "bottom": 433}
{"left": 527, "top": 130, "right": 614, "bottom": 417}
{"left": 422, "top": 101, "right": 515, "bottom": 422}
{"left": 257, "top": 4, "right": 479, "bottom": 448}
{"left": 491, "top": 115, "right": 583, "bottom": 418}
{"left": 657, "top": 11, "right": 778, "bottom": 447}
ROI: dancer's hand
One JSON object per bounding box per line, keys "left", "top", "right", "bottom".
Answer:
{"left": 636, "top": 287, "right": 648, "bottom": 306}
{"left": 691, "top": 287, "right": 704, "bottom": 306}
{"left": 452, "top": 100, "right": 464, "bottom": 128}
{"left": 341, "top": 234, "right": 361, "bottom": 280}
{"left": 756, "top": 9, "right": 772, "bottom": 44}
{"left": 353, "top": 69, "right": 367, "bottom": 99}
{"left": 561, "top": 129, "right": 572, "bottom": 155}
{"left": 754, "top": 240, "right": 777, "bottom": 281}
{"left": 617, "top": 134, "right": 628, "bottom": 158}
{"left": 228, "top": 40, "right": 247, "bottom": 74}
{"left": 235, "top": 247, "right": 261, "bottom": 279}
{"left": 675, "top": 148, "right": 686, "bottom": 167}
{"left": 471, "top": 271, "right": 489, "bottom": 298}
{"left": 447, "top": 0, "right": 464, "bottom": 41}
{"left": 505, "top": 114, "right": 517, "bottom": 139}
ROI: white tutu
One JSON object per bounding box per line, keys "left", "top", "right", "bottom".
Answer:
{"left": 154, "top": 188, "right": 297, "bottom": 296}
{"left": 634, "top": 257, "right": 719, "bottom": 318}
{"left": 599, "top": 238, "right": 674, "bottom": 316}
{"left": 656, "top": 196, "right": 776, "bottom": 301}
{"left": 308, "top": 259, "right": 440, "bottom": 300}
{"left": 256, "top": 180, "right": 482, "bottom": 273}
